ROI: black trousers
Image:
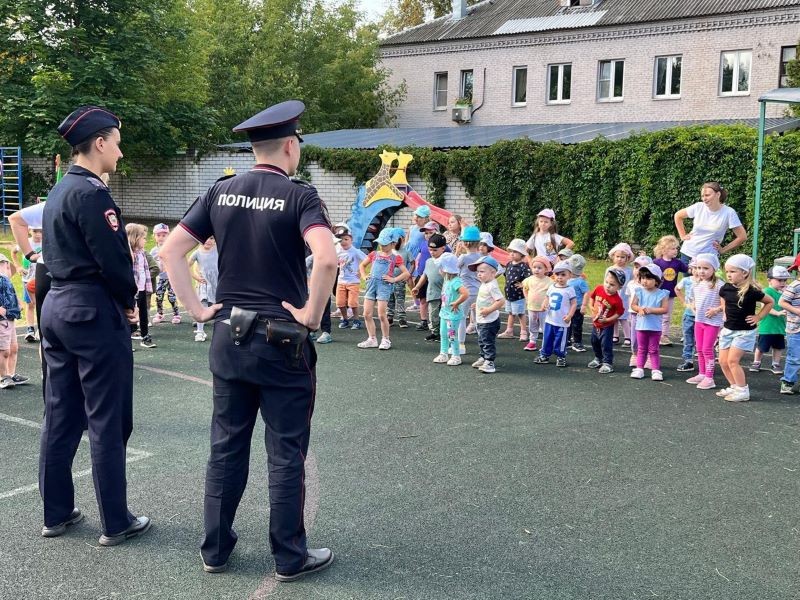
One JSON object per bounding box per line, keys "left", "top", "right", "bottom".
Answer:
{"left": 569, "top": 312, "right": 584, "bottom": 345}
{"left": 39, "top": 283, "right": 135, "bottom": 535}
{"left": 477, "top": 318, "right": 500, "bottom": 361}
{"left": 202, "top": 321, "right": 317, "bottom": 571}
{"left": 35, "top": 262, "right": 52, "bottom": 400}
{"left": 132, "top": 291, "right": 149, "bottom": 338}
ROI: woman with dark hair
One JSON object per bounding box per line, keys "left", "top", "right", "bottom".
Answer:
{"left": 673, "top": 181, "right": 748, "bottom": 263}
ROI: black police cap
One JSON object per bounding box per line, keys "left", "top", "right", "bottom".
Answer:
{"left": 233, "top": 100, "right": 305, "bottom": 143}
{"left": 58, "top": 106, "right": 121, "bottom": 146}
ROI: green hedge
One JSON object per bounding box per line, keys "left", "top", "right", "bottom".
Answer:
{"left": 302, "top": 125, "right": 800, "bottom": 268}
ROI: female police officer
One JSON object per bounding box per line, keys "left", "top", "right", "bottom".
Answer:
{"left": 38, "top": 106, "right": 151, "bottom": 545}
{"left": 160, "top": 100, "right": 337, "bottom": 580}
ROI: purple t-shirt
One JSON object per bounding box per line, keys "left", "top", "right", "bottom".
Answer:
{"left": 654, "top": 258, "right": 688, "bottom": 297}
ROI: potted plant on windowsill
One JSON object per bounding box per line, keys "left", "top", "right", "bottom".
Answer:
{"left": 454, "top": 96, "right": 472, "bottom": 107}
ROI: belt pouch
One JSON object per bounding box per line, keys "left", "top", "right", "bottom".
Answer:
{"left": 229, "top": 306, "right": 258, "bottom": 345}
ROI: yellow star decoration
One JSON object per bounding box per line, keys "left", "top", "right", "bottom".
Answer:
{"left": 223, "top": 167, "right": 236, "bottom": 176}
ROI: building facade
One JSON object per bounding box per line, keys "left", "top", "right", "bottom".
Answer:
{"left": 380, "top": 0, "right": 800, "bottom": 127}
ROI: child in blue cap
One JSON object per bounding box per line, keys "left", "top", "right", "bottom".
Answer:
{"left": 434, "top": 253, "right": 468, "bottom": 365}
{"left": 457, "top": 225, "right": 482, "bottom": 349}
{"left": 358, "top": 229, "right": 410, "bottom": 350}
{"left": 469, "top": 256, "right": 505, "bottom": 373}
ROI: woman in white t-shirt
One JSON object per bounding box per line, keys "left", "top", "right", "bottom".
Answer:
{"left": 673, "top": 182, "right": 747, "bottom": 262}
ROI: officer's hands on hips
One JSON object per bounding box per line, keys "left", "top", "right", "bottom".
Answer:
{"left": 125, "top": 307, "right": 139, "bottom": 324}
{"left": 191, "top": 303, "right": 222, "bottom": 323}
{"left": 282, "top": 301, "right": 320, "bottom": 331}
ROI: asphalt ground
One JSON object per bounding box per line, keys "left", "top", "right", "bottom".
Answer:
{"left": 0, "top": 313, "right": 798, "bottom": 600}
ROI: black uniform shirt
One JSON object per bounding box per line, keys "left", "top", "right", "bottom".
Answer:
{"left": 180, "top": 164, "right": 331, "bottom": 319}
{"left": 42, "top": 166, "right": 137, "bottom": 310}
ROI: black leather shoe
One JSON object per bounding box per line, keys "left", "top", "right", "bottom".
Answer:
{"left": 41, "top": 508, "right": 84, "bottom": 537}
{"left": 201, "top": 553, "right": 228, "bottom": 573}
{"left": 274, "top": 548, "right": 334, "bottom": 582}
{"left": 98, "top": 516, "right": 152, "bottom": 546}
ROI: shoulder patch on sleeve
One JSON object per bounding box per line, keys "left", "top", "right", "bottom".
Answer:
{"left": 86, "top": 176, "right": 109, "bottom": 189}
{"left": 104, "top": 209, "right": 119, "bottom": 231}
{"left": 289, "top": 177, "right": 315, "bottom": 190}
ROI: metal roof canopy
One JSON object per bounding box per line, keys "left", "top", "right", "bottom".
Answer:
{"left": 220, "top": 118, "right": 800, "bottom": 151}
{"left": 752, "top": 88, "right": 800, "bottom": 266}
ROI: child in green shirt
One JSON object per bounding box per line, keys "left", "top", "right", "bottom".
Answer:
{"left": 751, "top": 265, "right": 790, "bottom": 374}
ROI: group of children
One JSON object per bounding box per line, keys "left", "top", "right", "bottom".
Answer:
{"left": 125, "top": 222, "right": 218, "bottom": 349}
{"left": 342, "top": 205, "right": 792, "bottom": 403}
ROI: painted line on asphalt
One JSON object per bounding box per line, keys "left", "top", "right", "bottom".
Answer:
{"left": 0, "top": 412, "right": 152, "bottom": 500}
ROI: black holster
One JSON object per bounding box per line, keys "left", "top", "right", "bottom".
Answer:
{"left": 229, "top": 306, "right": 309, "bottom": 367}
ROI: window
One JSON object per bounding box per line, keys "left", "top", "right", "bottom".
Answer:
{"left": 720, "top": 50, "right": 751, "bottom": 95}
{"left": 598, "top": 59, "right": 624, "bottom": 100}
{"left": 512, "top": 67, "right": 527, "bottom": 106}
{"left": 780, "top": 45, "right": 797, "bottom": 88}
{"left": 460, "top": 69, "right": 473, "bottom": 102}
{"left": 547, "top": 63, "right": 572, "bottom": 104}
{"left": 433, "top": 72, "right": 448, "bottom": 110}
{"left": 654, "top": 55, "right": 682, "bottom": 98}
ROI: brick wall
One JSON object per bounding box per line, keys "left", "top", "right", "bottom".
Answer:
{"left": 380, "top": 9, "right": 800, "bottom": 127}
{"left": 25, "top": 152, "right": 477, "bottom": 225}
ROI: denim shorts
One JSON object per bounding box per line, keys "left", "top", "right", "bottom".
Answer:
{"left": 364, "top": 278, "right": 393, "bottom": 302}
{"left": 505, "top": 299, "right": 526, "bottom": 315}
{"left": 718, "top": 327, "right": 757, "bottom": 352}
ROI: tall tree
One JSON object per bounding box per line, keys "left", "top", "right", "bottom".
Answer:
{"left": 0, "top": 0, "right": 216, "bottom": 159}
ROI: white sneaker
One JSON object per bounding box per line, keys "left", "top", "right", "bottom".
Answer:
{"left": 724, "top": 387, "right": 750, "bottom": 402}
{"left": 357, "top": 337, "right": 378, "bottom": 349}
{"left": 433, "top": 353, "right": 449, "bottom": 363}
{"left": 651, "top": 370, "right": 663, "bottom": 381}
{"left": 715, "top": 387, "right": 733, "bottom": 397}
{"left": 378, "top": 337, "right": 392, "bottom": 350}
{"left": 447, "top": 355, "right": 462, "bottom": 366}
{"left": 471, "top": 357, "right": 485, "bottom": 368}
{"left": 465, "top": 324, "right": 477, "bottom": 335}
{"left": 630, "top": 368, "right": 645, "bottom": 379}
{"left": 479, "top": 361, "right": 496, "bottom": 373}
{"left": 194, "top": 331, "right": 207, "bottom": 342}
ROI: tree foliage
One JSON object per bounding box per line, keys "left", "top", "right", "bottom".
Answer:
{"left": 0, "top": 0, "right": 405, "bottom": 160}
{"left": 786, "top": 39, "right": 800, "bottom": 117}
{"left": 380, "top": 0, "right": 482, "bottom": 33}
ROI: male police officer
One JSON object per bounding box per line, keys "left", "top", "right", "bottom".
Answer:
{"left": 39, "top": 106, "right": 151, "bottom": 545}
{"left": 160, "top": 100, "right": 337, "bottom": 580}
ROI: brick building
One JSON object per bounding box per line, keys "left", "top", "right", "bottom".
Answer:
{"left": 380, "top": 0, "right": 800, "bottom": 127}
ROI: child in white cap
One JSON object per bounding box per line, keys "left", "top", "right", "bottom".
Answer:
{"left": 608, "top": 242, "right": 635, "bottom": 346}
{"left": 674, "top": 258, "right": 700, "bottom": 372}
{"left": 151, "top": 223, "right": 181, "bottom": 324}
{"left": 521, "top": 256, "right": 551, "bottom": 351}
{"left": 626, "top": 255, "right": 652, "bottom": 367}
{"left": 715, "top": 254, "right": 773, "bottom": 402}
{"left": 525, "top": 208, "right": 574, "bottom": 265}
{"left": 499, "top": 239, "right": 532, "bottom": 340}
{"left": 685, "top": 253, "right": 724, "bottom": 390}
{"left": 629, "top": 264, "right": 669, "bottom": 381}
{"left": 434, "top": 253, "right": 468, "bottom": 365}
{"left": 751, "top": 265, "right": 789, "bottom": 374}
{"left": 534, "top": 260, "right": 577, "bottom": 367}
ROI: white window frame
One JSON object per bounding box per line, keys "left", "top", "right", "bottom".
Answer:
{"left": 654, "top": 55, "right": 682, "bottom": 99}
{"left": 433, "top": 72, "right": 448, "bottom": 111}
{"left": 598, "top": 59, "right": 624, "bottom": 102}
{"left": 460, "top": 69, "right": 474, "bottom": 102}
{"left": 512, "top": 66, "right": 527, "bottom": 107}
{"left": 780, "top": 45, "right": 797, "bottom": 88}
{"left": 547, "top": 63, "right": 572, "bottom": 105}
{"left": 719, "top": 50, "right": 752, "bottom": 96}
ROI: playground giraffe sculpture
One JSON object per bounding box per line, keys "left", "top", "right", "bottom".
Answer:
{"left": 363, "top": 150, "right": 404, "bottom": 207}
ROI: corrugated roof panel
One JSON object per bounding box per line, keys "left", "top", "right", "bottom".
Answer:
{"left": 493, "top": 11, "right": 607, "bottom": 35}
{"left": 218, "top": 119, "right": 799, "bottom": 150}
{"left": 381, "top": 0, "right": 800, "bottom": 46}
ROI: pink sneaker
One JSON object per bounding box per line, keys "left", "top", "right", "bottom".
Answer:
{"left": 523, "top": 341, "right": 537, "bottom": 351}
{"left": 685, "top": 374, "right": 705, "bottom": 385}
{"left": 171, "top": 314, "right": 181, "bottom": 324}
{"left": 696, "top": 377, "right": 716, "bottom": 390}
{"left": 152, "top": 313, "right": 164, "bottom": 324}
{"left": 497, "top": 330, "right": 515, "bottom": 339}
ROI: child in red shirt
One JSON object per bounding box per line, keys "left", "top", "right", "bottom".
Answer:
{"left": 584, "top": 267, "right": 626, "bottom": 373}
